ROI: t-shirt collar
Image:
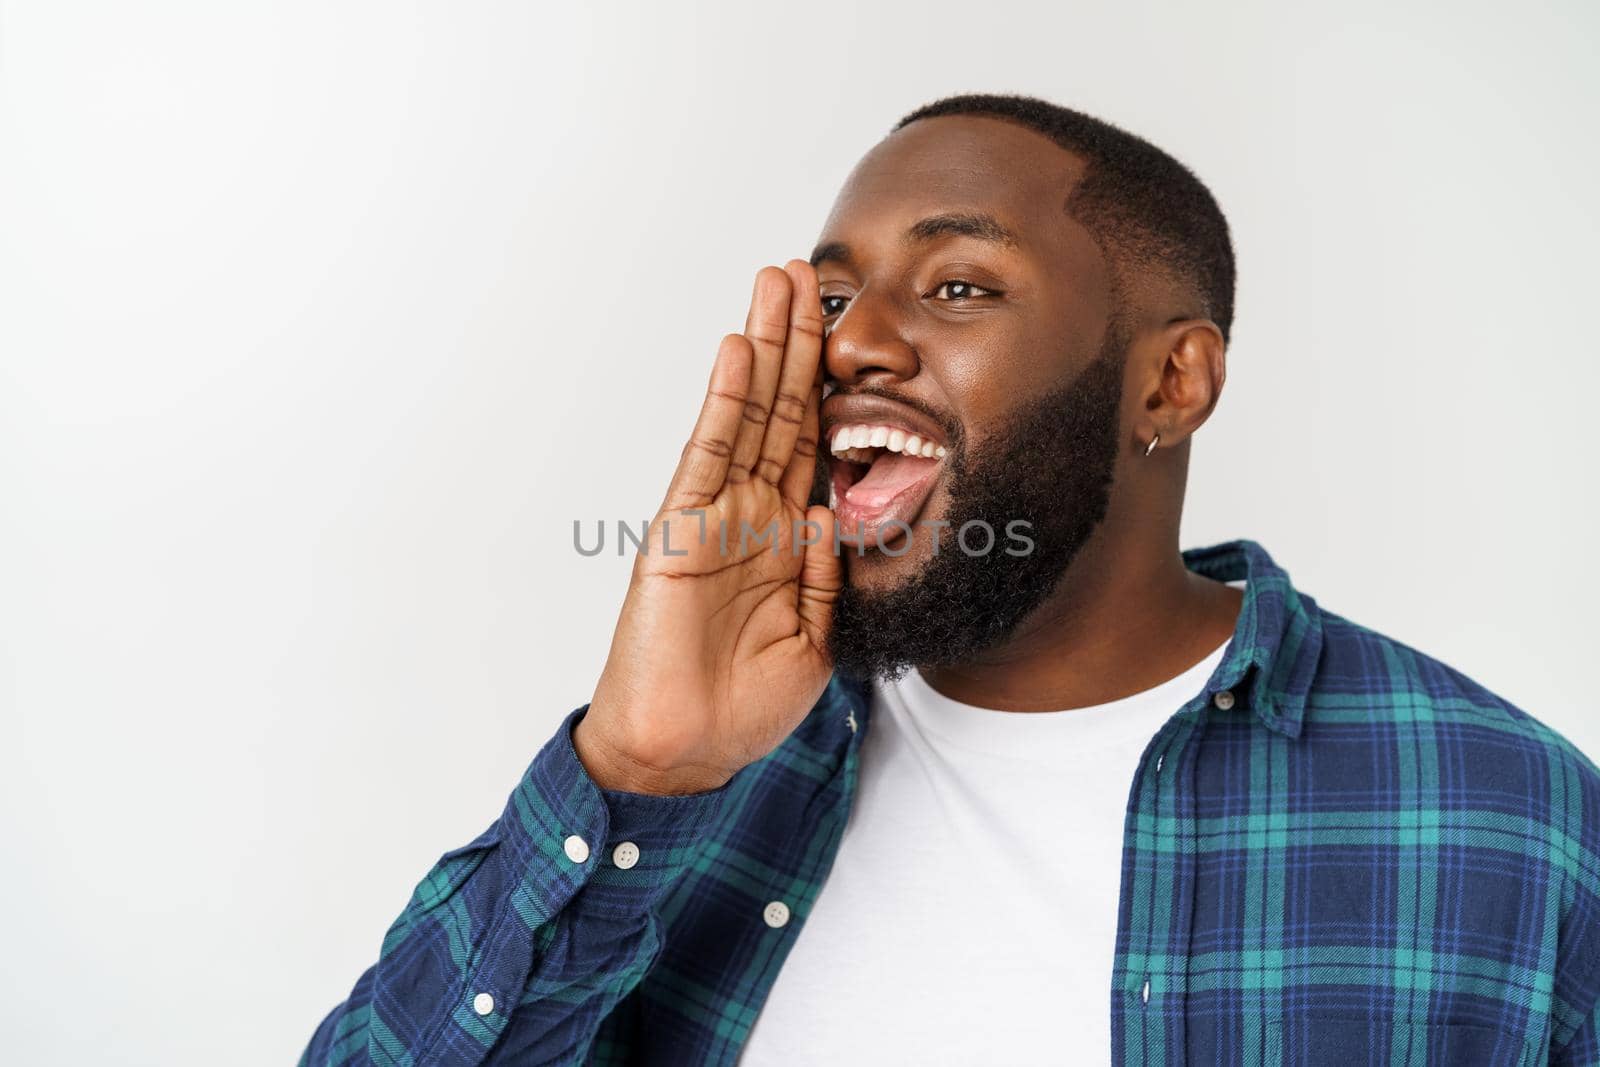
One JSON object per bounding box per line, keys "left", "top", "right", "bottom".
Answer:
{"left": 829, "top": 538, "right": 1321, "bottom": 742}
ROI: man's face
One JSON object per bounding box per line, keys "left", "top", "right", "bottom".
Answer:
{"left": 813, "top": 115, "right": 1129, "bottom": 679}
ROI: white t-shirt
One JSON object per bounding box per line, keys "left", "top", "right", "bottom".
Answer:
{"left": 738, "top": 635, "right": 1233, "bottom": 1066}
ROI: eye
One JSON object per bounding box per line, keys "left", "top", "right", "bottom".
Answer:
{"left": 821, "top": 294, "right": 851, "bottom": 317}
{"left": 931, "top": 280, "right": 995, "bottom": 301}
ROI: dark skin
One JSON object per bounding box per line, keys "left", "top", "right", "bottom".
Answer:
{"left": 578, "top": 114, "right": 1241, "bottom": 795}
{"left": 814, "top": 114, "right": 1241, "bottom": 711}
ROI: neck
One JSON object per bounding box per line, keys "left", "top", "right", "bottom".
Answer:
{"left": 918, "top": 520, "right": 1242, "bottom": 713}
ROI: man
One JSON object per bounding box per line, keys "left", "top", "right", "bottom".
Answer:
{"left": 301, "top": 94, "right": 1600, "bottom": 1065}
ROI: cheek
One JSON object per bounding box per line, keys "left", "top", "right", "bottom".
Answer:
{"left": 929, "top": 328, "right": 1076, "bottom": 437}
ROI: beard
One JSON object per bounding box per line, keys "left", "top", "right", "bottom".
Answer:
{"left": 823, "top": 324, "right": 1128, "bottom": 683}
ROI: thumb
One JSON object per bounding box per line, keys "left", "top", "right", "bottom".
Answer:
{"left": 796, "top": 504, "right": 843, "bottom": 648}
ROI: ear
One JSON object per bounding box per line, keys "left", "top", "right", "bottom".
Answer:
{"left": 1136, "top": 319, "right": 1226, "bottom": 452}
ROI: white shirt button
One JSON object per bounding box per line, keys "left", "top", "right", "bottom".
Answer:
{"left": 473, "top": 992, "right": 495, "bottom": 1016}
{"left": 763, "top": 901, "right": 791, "bottom": 928}
{"left": 563, "top": 834, "right": 590, "bottom": 863}
{"left": 612, "top": 841, "right": 640, "bottom": 869}
{"left": 1212, "top": 689, "right": 1235, "bottom": 711}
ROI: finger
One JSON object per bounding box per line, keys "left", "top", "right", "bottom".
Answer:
{"left": 778, "top": 367, "right": 823, "bottom": 512}
{"left": 728, "top": 266, "right": 793, "bottom": 480}
{"left": 755, "top": 260, "right": 824, "bottom": 486}
{"left": 661, "top": 332, "right": 753, "bottom": 511}
{"left": 796, "top": 504, "right": 842, "bottom": 651}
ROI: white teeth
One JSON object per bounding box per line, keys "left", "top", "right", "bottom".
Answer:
{"left": 826, "top": 423, "right": 946, "bottom": 459}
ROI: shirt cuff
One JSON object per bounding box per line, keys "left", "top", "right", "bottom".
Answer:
{"left": 498, "top": 704, "right": 732, "bottom": 919}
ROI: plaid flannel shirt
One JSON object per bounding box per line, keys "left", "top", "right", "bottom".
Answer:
{"left": 301, "top": 539, "right": 1600, "bottom": 1065}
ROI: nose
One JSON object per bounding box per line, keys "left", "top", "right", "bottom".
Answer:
{"left": 823, "top": 286, "right": 920, "bottom": 388}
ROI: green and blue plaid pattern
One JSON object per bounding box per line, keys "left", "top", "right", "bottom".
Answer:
{"left": 302, "top": 540, "right": 1600, "bottom": 1065}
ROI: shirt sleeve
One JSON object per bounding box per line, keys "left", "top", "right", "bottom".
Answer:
{"left": 1548, "top": 747, "right": 1600, "bottom": 1066}
{"left": 1553, "top": 998, "right": 1600, "bottom": 1067}
{"left": 298, "top": 704, "right": 732, "bottom": 1067}
{"left": 1551, "top": 896, "right": 1600, "bottom": 1065}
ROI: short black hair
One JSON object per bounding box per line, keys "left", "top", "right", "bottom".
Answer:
{"left": 894, "top": 93, "right": 1236, "bottom": 345}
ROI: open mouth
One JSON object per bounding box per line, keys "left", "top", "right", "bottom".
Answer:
{"left": 826, "top": 423, "right": 947, "bottom": 550}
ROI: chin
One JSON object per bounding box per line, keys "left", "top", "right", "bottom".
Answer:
{"left": 837, "top": 499, "right": 949, "bottom": 592}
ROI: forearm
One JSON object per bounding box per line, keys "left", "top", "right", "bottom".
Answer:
{"left": 300, "top": 705, "right": 731, "bottom": 1067}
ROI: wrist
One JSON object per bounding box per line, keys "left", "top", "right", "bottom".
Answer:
{"left": 572, "top": 712, "right": 730, "bottom": 797}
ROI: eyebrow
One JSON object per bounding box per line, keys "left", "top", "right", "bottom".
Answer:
{"left": 809, "top": 211, "right": 1020, "bottom": 269}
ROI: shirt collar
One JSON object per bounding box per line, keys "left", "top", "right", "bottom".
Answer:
{"left": 829, "top": 539, "right": 1321, "bottom": 742}
{"left": 1182, "top": 538, "right": 1321, "bottom": 740}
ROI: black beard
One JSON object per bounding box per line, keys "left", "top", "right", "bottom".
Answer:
{"left": 824, "top": 327, "right": 1128, "bottom": 683}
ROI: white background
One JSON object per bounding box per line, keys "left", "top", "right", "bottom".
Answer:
{"left": 3, "top": 2, "right": 1597, "bottom": 1063}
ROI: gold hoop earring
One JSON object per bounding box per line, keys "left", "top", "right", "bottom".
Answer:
{"left": 1143, "top": 433, "right": 1160, "bottom": 457}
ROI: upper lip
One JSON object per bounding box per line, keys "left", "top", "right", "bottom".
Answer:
{"left": 821, "top": 394, "right": 950, "bottom": 451}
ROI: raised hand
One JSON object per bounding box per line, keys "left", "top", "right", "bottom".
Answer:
{"left": 574, "top": 261, "right": 842, "bottom": 795}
